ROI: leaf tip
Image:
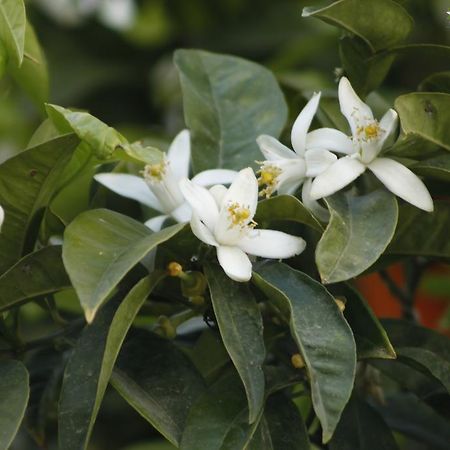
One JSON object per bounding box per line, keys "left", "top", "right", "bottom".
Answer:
{"left": 84, "top": 308, "right": 96, "bottom": 324}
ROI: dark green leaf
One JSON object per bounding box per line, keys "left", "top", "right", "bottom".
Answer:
{"left": 395, "top": 92, "right": 450, "bottom": 151}
{"left": 0, "top": 0, "right": 26, "bottom": 66}
{"left": 420, "top": 71, "right": 450, "bottom": 93}
{"left": 412, "top": 153, "right": 450, "bottom": 182}
{"left": 174, "top": 49, "right": 288, "bottom": 173}
{"left": 329, "top": 395, "right": 398, "bottom": 450}
{"left": 205, "top": 263, "right": 265, "bottom": 424}
{"left": 59, "top": 274, "right": 163, "bottom": 450}
{"left": 254, "top": 195, "right": 323, "bottom": 232}
{"left": 253, "top": 262, "right": 356, "bottom": 443}
{"left": 0, "top": 246, "right": 70, "bottom": 312}
{"left": 0, "top": 360, "right": 29, "bottom": 450}
{"left": 302, "top": 0, "right": 413, "bottom": 52}
{"left": 316, "top": 190, "right": 398, "bottom": 284}
{"left": 180, "top": 371, "right": 260, "bottom": 450}
{"left": 62, "top": 209, "right": 184, "bottom": 321}
{"left": 386, "top": 200, "right": 450, "bottom": 258}
{"left": 111, "top": 330, "right": 206, "bottom": 447}
{"left": 0, "top": 133, "right": 80, "bottom": 273}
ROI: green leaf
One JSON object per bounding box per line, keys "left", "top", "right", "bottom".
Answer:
{"left": 333, "top": 284, "right": 396, "bottom": 359}
{"left": 174, "top": 49, "right": 288, "bottom": 173}
{"left": 0, "top": 246, "right": 70, "bottom": 312}
{"left": 254, "top": 195, "right": 323, "bottom": 232}
{"left": 205, "top": 263, "right": 265, "bottom": 424}
{"left": 386, "top": 201, "right": 450, "bottom": 258}
{"left": 62, "top": 209, "right": 184, "bottom": 322}
{"left": 253, "top": 262, "right": 356, "bottom": 443}
{"left": 59, "top": 274, "right": 163, "bottom": 450}
{"left": 412, "top": 153, "right": 450, "bottom": 182}
{"left": 111, "top": 330, "right": 206, "bottom": 447}
{"left": 302, "top": 0, "right": 413, "bottom": 52}
{"left": 395, "top": 93, "right": 450, "bottom": 151}
{"left": 381, "top": 319, "right": 450, "bottom": 393}
{"left": 180, "top": 371, "right": 261, "bottom": 450}
{"left": 0, "top": 133, "right": 80, "bottom": 273}
{"left": 249, "top": 394, "right": 310, "bottom": 450}
{"left": 420, "top": 71, "right": 450, "bottom": 93}
{"left": 0, "top": 360, "right": 29, "bottom": 450}
{"left": 8, "top": 22, "right": 48, "bottom": 108}
{"left": 0, "top": 0, "right": 26, "bottom": 66}
{"left": 316, "top": 189, "right": 398, "bottom": 284}
{"left": 329, "top": 395, "right": 398, "bottom": 450}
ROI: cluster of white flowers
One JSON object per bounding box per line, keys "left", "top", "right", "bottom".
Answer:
{"left": 96, "top": 77, "right": 433, "bottom": 282}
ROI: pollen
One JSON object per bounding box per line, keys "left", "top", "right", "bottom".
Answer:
{"left": 257, "top": 164, "right": 281, "bottom": 198}
{"left": 227, "top": 202, "right": 255, "bottom": 228}
{"left": 143, "top": 160, "right": 166, "bottom": 182}
{"left": 357, "top": 121, "right": 382, "bottom": 141}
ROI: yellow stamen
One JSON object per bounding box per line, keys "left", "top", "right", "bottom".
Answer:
{"left": 143, "top": 161, "right": 166, "bottom": 182}
{"left": 167, "top": 262, "right": 184, "bottom": 277}
{"left": 227, "top": 202, "right": 256, "bottom": 228}
{"left": 257, "top": 164, "right": 281, "bottom": 198}
{"left": 364, "top": 123, "right": 379, "bottom": 139}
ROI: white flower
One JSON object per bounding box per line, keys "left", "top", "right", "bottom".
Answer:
{"left": 179, "top": 168, "right": 306, "bottom": 282}
{"left": 95, "top": 130, "right": 237, "bottom": 231}
{"left": 309, "top": 77, "right": 434, "bottom": 212}
{"left": 0, "top": 205, "right": 4, "bottom": 231}
{"left": 256, "top": 93, "right": 341, "bottom": 221}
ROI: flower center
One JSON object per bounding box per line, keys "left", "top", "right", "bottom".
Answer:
{"left": 143, "top": 160, "right": 166, "bottom": 182}
{"left": 257, "top": 164, "right": 282, "bottom": 198}
{"left": 357, "top": 121, "right": 382, "bottom": 142}
{"left": 227, "top": 202, "right": 256, "bottom": 229}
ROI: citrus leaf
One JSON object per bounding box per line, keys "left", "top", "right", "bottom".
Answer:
{"left": 0, "top": 0, "right": 26, "bottom": 66}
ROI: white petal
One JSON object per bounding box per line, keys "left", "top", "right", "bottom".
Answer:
{"left": 379, "top": 109, "right": 398, "bottom": 149}
{"left": 167, "top": 129, "right": 191, "bottom": 180}
{"left": 0, "top": 205, "right": 4, "bottom": 231}
{"left": 301, "top": 178, "right": 330, "bottom": 222}
{"left": 305, "top": 149, "right": 338, "bottom": 177}
{"left": 191, "top": 212, "right": 219, "bottom": 247}
{"left": 145, "top": 215, "right": 169, "bottom": 232}
{"left": 310, "top": 156, "right": 366, "bottom": 200}
{"left": 256, "top": 135, "right": 296, "bottom": 160}
{"left": 191, "top": 169, "right": 237, "bottom": 187}
{"left": 338, "top": 77, "right": 374, "bottom": 136}
{"left": 306, "top": 128, "right": 354, "bottom": 154}
{"left": 368, "top": 158, "right": 434, "bottom": 212}
{"left": 216, "top": 246, "right": 252, "bottom": 282}
{"left": 215, "top": 168, "right": 259, "bottom": 244}
{"left": 209, "top": 185, "right": 228, "bottom": 209}
{"left": 98, "top": 0, "right": 136, "bottom": 30}
{"left": 266, "top": 158, "right": 306, "bottom": 195}
{"left": 291, "top": 92, "right": 321, "bottom": 156}
{"left": 170, "top": 201, "right": 192, "bottom": 223}
{"left": 179, "top": 178, "right": 219, "bottom": 230}
{"left": 278, "top": 179, "right": 303, "bottom": 196}
{"left": 238, "top": 229, "right": 306, "bottom": 259}
{"left": 94, "top": 173, "right": 162, "bottom": 211}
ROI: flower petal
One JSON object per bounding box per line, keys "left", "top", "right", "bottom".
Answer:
{"left": 145, "top": 215, "right": 169, "bottom": 232}
{"left": 310, "top": 156, "right": 366, "bottom": 200}
{"left": 216, "top": 245, "right": 252, "bottom": 282}
{"left": 291, "top": 92, "right": 321, "bottom": 156}
{"left": 191, "top": 169, "right": 237, "bottom": 186}
{"left": 167, "top": 129, "right": 191, "bottom": 180}
{"left": 338, "top": 77, "right": 374, "bottom": 136}
{"left": 306, "top": 128, "right": 354, "bottom": 154}
{"left": 368, "top": 158, "right": 434, "bottom": 212}
{"left": 94, "top": 173, "right": 162, "bottom": 211}
{"left": 278, "top": 179, "right": 303, "bottom": 196}
{"left": 0, "top": 205, "right": 4, "bottom": 231}
{"left": 238, "top": 229, "right": 306, "bottom": 259}
{"left": 191, "top": 212, "right": 219, "bottom": 247}
{"left": 305, "top": 149, "right": 338, "bottom": 177}
{"left": 179, "top": 178, "right": 219, "bottom": 230}
{"left": 170, "top": 201, "right": 192, "bottom": 223}
{"left": 379, "top": 109, "right": 398, "bottom": 149}
{"left": 256, "top": 135, "right": 296, "bottom": 160}
{"left": 301, "top": 178, "right": 330, "bottom": 222}
{"left": 209, "top": 185, "right": 228, "bottom": 209}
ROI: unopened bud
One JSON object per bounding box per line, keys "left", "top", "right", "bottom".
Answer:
{"left": 334, "top": 297, "right": 346, "bottom": 312}
{"left": 157, "top": 315, "right": 176, "bottom": 339}
{"left": 167, "top": 262, "right": 184, "bottom": 277}
{"left": 291, "top": 353, "right": 305, "bottom": 369}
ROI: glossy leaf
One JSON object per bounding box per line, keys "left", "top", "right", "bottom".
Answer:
{"left": 0, "top": 133, "right": 80, "bottom": 273}
{"left": 174, "top": 49, "right": 288, "bottom": 173}
{"left": 62, "top": 209, "right": 185, "bottom": 322}
{"left": 0, "top": 246, "right": 70, "bottom": 312}
{"left": 9, "top": 22, "right": 48, "bottom": 107}
{"left": 112, "top": 330, "right": 206, "bottom": 447}
{"left": 329, "top": 395, "right": 398, "bottom": 450}
{"left": 255, "top": 195, "right": 323, "bottom": 232}
{"left": 302, "top": 0, "right": 413, "bottom": 52}
{"left": 395, "top": 93, "right": 450, "bottom": 151}
{"left": 253, "top": 262, "right": 356, "bottom": 443}
{"left": 333, "top": 284, "right": 396, "bottom": 359}
{"left": 412, "top": 153, "right": 450, "bottom": 182}
{"left": 59, "top": 275, "right": 163, "bottom": 450}
{"left": 316, "top": 190, "right": 398, "bottom": 284}
{"left": 0, "top": 0, "right": 26, "bottom": 66}
{"left": 0, "top": 360, "right": 29, "bottom": 450}
{"left": 205, "top": 263, "right": 265, "bottom": 424}
{"left": 387, "top": 201, "right": 450, "bottom": 258}
{"left": 180, "top": 371, "right": 261, "bottom": 450}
